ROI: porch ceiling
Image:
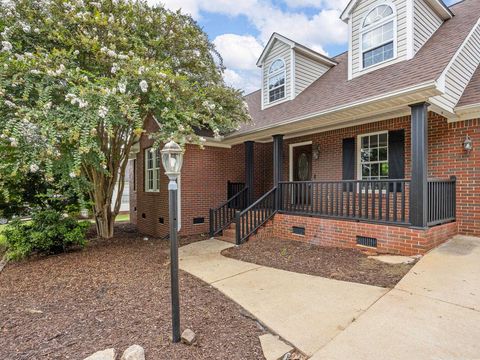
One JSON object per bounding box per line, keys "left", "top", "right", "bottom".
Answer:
{"left": 222, "top": 84, "right": 441, "bottom": 145}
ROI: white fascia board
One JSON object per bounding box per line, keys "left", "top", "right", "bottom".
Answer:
{"left": 256, "top": 33, "right": 295, "bottom": 67}
{"left": 225, "top": 80, "right": 439, "bottom": 142}
{"left": 436, "top": 18, "right": 480, "bottom": 99}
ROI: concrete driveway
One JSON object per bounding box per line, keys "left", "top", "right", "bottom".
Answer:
{"left": 180, "top": 235, "right": 480, "bottom": 359}
{"left": 179, "top": 239, "right": 388, "bottom": 357}
{"left": 311, "top": 235, "right": 480, "bottom": 360}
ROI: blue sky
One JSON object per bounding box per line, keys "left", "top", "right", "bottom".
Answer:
{"left": 159, "top": 0, "right": 461, "bottom": 93}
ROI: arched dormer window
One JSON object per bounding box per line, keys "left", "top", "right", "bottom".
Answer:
{"left": 361, "top": 4, "right": 396, "bottom": 69}
{"left": 268, "top": 59, "right": 286, "bottom": 103}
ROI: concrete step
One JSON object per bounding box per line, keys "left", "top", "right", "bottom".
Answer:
{"left": 223, "top": 228, "right": 236, "bottom": 238}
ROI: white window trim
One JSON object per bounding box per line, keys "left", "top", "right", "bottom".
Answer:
{"left": 356, "top": 130, "right": 389, "bottom": 181}
{"left": 144, "top": 148, "right": 160, "bottom": 193}
{"left": 359, "top": 3, "right": 398, "bottom": 71}
{"left": 268, "top": 57, "right": 287, "bottom": 104}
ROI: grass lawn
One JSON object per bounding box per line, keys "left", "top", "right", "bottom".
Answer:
{"left": 0, "top": 224, "right": 6, "bottom": 256}
{"left": 0, "top": 224, "right": 264, "bottom": 359}
{"left": 115, "top": 213, "right": 130, "bottom": 222}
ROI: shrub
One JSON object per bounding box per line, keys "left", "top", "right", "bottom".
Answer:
{"left": 4, "top": 209, "right": 90, "bottom": 260}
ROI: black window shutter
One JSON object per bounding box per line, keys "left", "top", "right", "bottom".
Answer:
{"left": 388, "top": 130, "right": 405, "bottom": 191}
{"left": 342, "top": 138, "right": 355, "bottom": 191}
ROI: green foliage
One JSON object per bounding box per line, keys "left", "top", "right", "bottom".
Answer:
{"left": 0, "top": 0, "right": 249, "bottom": 236}
{"left": 4, "top": 209, "right": 89, "bottom": 260}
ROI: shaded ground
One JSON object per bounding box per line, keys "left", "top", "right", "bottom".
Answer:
{"left": 0, "top": 224, "right": 264, "bottom": 359}
{"left": 222, "top": 237, "right": 415, "bottom": 288}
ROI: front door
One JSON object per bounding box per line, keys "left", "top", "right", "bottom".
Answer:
{"left": 292, "top": 145, "right": 312, "bottom": 207}
{"left": 293, "top": 145, "right": 312, "bottom": 182}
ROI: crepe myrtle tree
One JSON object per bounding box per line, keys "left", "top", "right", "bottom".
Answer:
{"left": 0, "top": 0, "right": 250, "bottom": 238}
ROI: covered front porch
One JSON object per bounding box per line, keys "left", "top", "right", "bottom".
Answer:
{"left": 210, "top": 102, "right": 458, "bottom": 255}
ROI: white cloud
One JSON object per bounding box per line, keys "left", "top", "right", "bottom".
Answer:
{"left": 223, "top": 69, "right": 261, "bottom": 94}
{"left": 214, "top": 34, "right": 263, "bottom": 70}
{"left": 284, "top": 0, "right": 349, "bottom": 11}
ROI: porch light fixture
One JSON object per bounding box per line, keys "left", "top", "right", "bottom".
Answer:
{"left": 161, "top": 140, "right": 184, "bottom": 179}
{"left": 312, "top": 144, "right": 320, "bottom": 160}
{"left": 160, "top": 140, "right": 184, "bottom": 343}
{"left": 464, "top": 135, "right": 473, "bottom": 153}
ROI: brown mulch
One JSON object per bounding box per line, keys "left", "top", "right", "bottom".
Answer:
{"left": 0, "top": 224, "right": 265, "bottom": 360}
{"left": 222, "top": 237, "right": 416, "bottom": 288}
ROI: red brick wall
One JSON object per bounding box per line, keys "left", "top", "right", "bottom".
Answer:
{"left": 131, "top": 113, "right": 479, "bottom": 241}
{"left": 130, "top": 117, "right": 246, "bottom": 237}
{"left": 252, "top": 213, "right": 458, "bottom": 255}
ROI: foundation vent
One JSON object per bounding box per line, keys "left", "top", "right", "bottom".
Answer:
{"left": 193, "top": 217, "right": 205, "bottom": 225}
{"left": 356, "top": 236, "right": 377, "bottom": 248}
{"left": 292, "top": 226, "right": 305, "bottom": 236}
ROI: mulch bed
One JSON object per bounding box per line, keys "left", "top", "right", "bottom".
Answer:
{"left": 222, "top": 237, "right": 416, "bottom": 288}
{"left": 0, "top": 224, "right": 265, "bottom": 359}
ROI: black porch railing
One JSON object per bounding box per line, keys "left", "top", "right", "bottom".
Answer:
{"left": 279, "top": 180, "right": 411, "bottom": 225}
{"left": 227, "top": 181, "right": 246, "bottom": 200}
{"left": 235, "top": 187, "right": 277, "bottom": 245}
{"left": 428, "top": 177, "right": 456, "bottom": 226}
{"left": 231, "top": 178, "right": 456, "bottom": 245}
{"left": 209, "top": 186, "right": 249, "bottom": 237}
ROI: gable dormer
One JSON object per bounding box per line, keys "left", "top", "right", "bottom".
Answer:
{"left": 341, "top": 0, "right": 452, "bottom": 80}
{"left": 257, "top": 33, "right": 337, "bottom": 110}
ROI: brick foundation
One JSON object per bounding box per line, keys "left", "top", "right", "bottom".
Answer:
{"left": 250, "top": 213, "right": 458, "bottom": 256}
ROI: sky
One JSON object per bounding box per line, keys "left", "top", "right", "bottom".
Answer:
{"left": 155, "top": 0, "right": 461, "bottom": 94}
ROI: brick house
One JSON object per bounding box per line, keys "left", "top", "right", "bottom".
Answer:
{"left": 130, "top": 0, "right": 480, "bottom": 255}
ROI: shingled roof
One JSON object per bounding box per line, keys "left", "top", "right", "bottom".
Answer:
{"left": 236, "top": 0, "right": 479, "bottom": 137}
{"left": 458, "top": 65, "right": 480, "bottom": 108}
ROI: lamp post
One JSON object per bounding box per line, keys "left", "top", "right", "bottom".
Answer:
{"left": 161, "top": 140, "right": 184, "bottom": 343}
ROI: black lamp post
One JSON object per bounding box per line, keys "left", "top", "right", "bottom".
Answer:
{"left": 161, "top": 140, "right": 184, "bottom": 343}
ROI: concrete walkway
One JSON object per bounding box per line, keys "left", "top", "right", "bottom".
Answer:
{"left": 179, "top": 239, "right": 388, "bottom": 356}
{"left": 311, "top": 235, "right": 480, "bottom": 360}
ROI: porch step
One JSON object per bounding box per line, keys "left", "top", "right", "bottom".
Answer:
{"left": 216, "top": 224, "right": 236, "bottom": 244}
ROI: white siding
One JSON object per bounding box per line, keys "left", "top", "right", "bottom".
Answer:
{"left": 433, "top": 23, "right": 480, "bottom": 110}
{"left": 413, "top": 0, "right": 443, "bottom": 53}
{"left": 351, "top": 0, "right": 408, "bottom": 79}
{"left": 294, "top": 52, "right": 330, "bottom": 96}
{"left": 262, "top": 39, "right": 291, "bottom": 109}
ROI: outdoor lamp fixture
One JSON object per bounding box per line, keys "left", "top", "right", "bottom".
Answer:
{"left": 161, "top": 140, "right": 184, "bottom": 343}
{"left": 464, "top": 135, "right": 473, "bottom": 153}
{"left": 312, "top": 144, "right": 320, "bottom": 160}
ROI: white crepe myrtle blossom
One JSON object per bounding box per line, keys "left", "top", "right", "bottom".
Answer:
{"left": 9, "top": 137, "right": 18, "bottom": 147}
{"left": 118, "top": 82, "right": 127, "bottom": 94}
{"left": 29, "top": 164, "right": 39, "bottom": 173}
{"left": 107, "top": 49, "right": 116, "bottom": 58}
{"left": 21, "top": 23, "right": 31, "bottom": 33}
{"left": 69, "top": 172, "right": 77, "bottom": 178}
{"left": 139, "top": 80, "right": 148, "bottom": 93}
{"left": 98, "top": 106, "right": 108, "bottom": 118}
{"left": 138, "top": 66, "right": 145, "bottom": 75}
{"left": 1, "top": 41, "right": 12, "bottom": 52}
{"left": 5, "top": 100, "right": 15, "bottom": 108}
{"left": 111, "top": 63, "right": 119, "bottom": 74}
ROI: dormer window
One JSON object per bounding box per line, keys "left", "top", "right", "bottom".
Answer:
{"left": 361, "top": 4, "right": 396, "bottom": 69}
{"left": 268, "top": 59, "right": 286, "bottom": 103}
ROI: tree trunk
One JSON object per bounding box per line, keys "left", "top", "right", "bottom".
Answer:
{"left": 94, "top": 202, "right": 115, "bottom": 239}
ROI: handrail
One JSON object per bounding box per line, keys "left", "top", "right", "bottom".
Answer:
{"left": 427, "top": 176, "right": 456, "bottom": 226}
{"left": 235, "top": 187, "right": 277, "bottom": 245}
{"left": 209, "top": 186, "right": 248, "bottom": 237}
